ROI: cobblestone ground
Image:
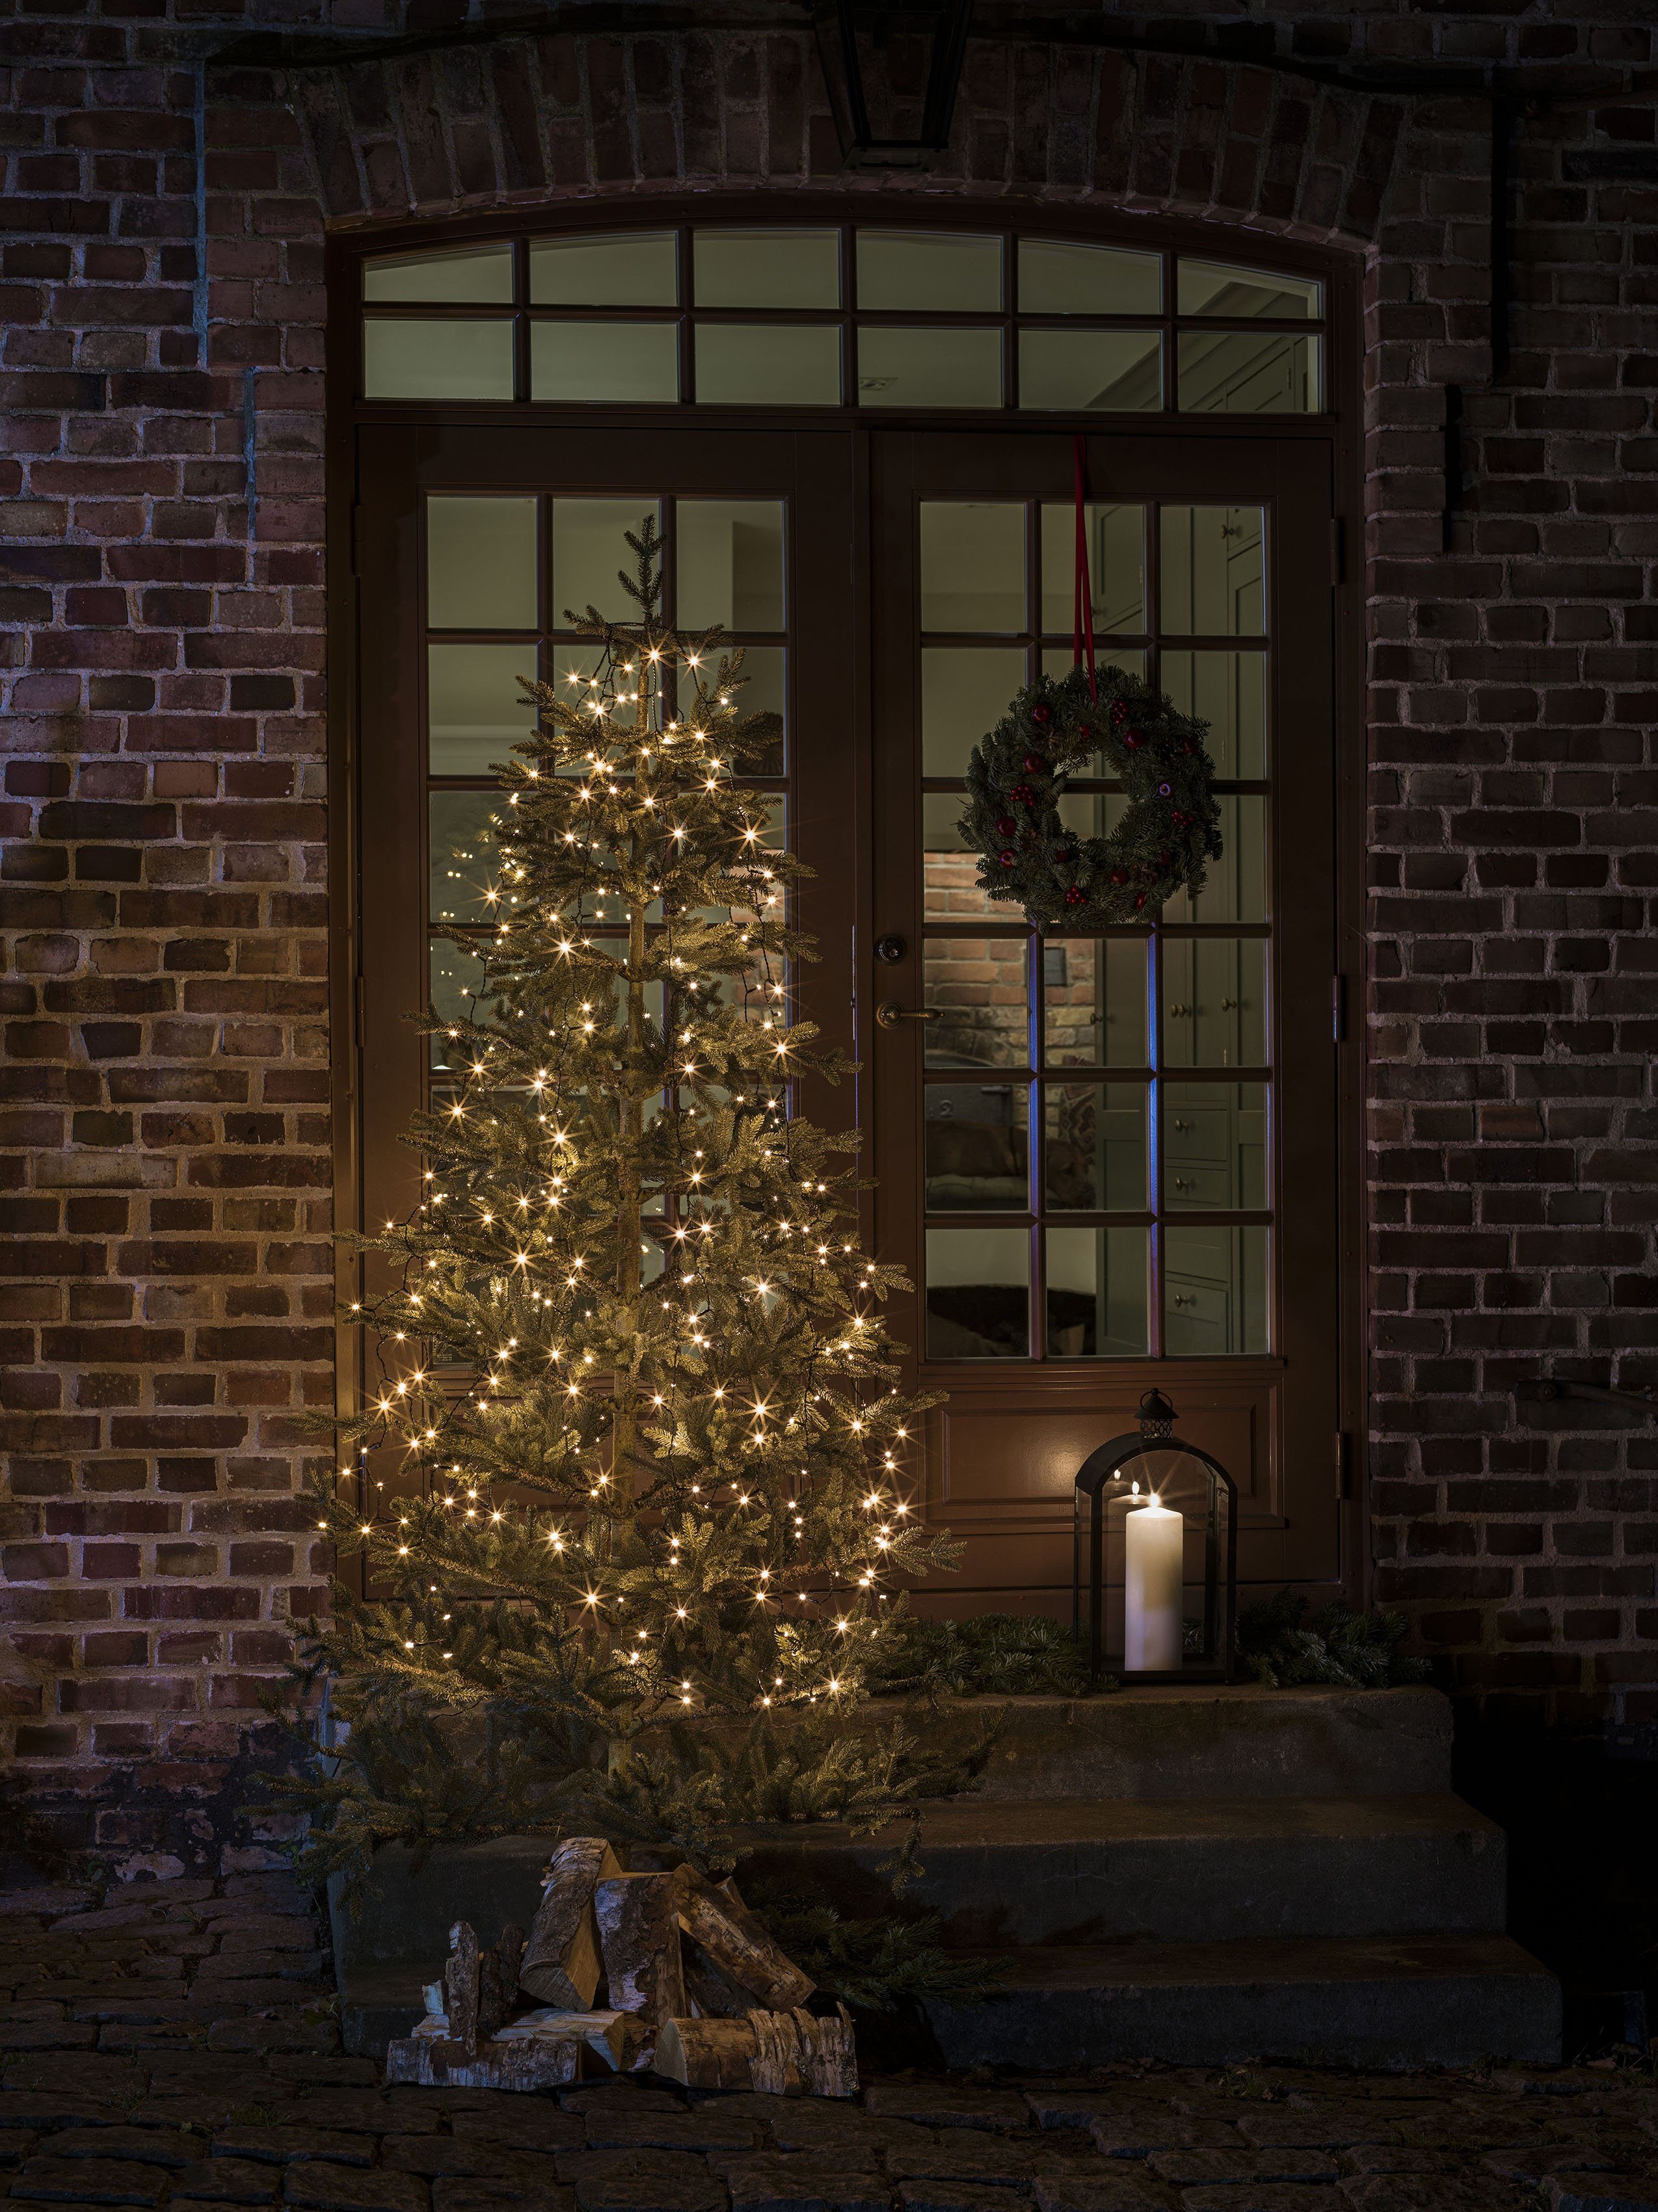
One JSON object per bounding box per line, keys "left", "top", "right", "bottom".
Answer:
{"left": 3, "top": 1878, "right": 1656, "bottom": 2212}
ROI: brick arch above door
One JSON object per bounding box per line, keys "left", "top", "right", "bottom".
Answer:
{"left": 284, "top": 29, "right": 1408, "bottom": 256}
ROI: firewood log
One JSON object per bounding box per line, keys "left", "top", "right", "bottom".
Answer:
{"left": 653, "top": 2014, "right": 757, "bottom": 2091}
{"left": 747, "top": 2006, "right": 804, "bottom": 2096}
{"left": 519, "top": 1837, "right": 621, "bottom": 2008}
{"left": 595, "top": 1870, "right": 686, "bottom": 2025}
{"left": 476, "top": 1948, "right": 505, "bottom": 2042}
{"left": 444, "top": 1921, "right": 480, "bottom": 2057}
{"left": 385, "top": 2032, "right": 582, "bottom": 2090}
{"left": 795, "top": 2002, "right": 858, "bottom": 2099}
{"left": 671, "top": 1863, "right": 815, "bottom": 2011}
{"left": 495, "top": 1921, "right": 525, "bottom": 1994}
{"left": 682, "top": 1936, "right": 757, "bottom": 2019}
{"left": 654, "top": 2004, "right": 858, "bottom": 2097}
{"left": 494, "top": 2006, "right": 631, "bottom": 2067}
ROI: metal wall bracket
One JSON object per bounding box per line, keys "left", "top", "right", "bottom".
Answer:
{"left": 812, "top": 0, "right": 973, "bottom": 171}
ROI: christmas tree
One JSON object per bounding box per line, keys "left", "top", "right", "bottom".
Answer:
{"left": 296, "top": 518, "right": 962, "bottom": 1892}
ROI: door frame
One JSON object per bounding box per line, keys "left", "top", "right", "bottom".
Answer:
{"left": 325, "top": 191, "right": 1370, "bottom": 1608}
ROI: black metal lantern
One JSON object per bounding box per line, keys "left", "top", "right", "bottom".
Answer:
{"left": 1073, "top": 1390, "right": 1238, "bottom": 1684}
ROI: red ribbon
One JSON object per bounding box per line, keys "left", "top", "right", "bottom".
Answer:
{"left": 1073, "top": 433, "right": 1097, "bottom": 703}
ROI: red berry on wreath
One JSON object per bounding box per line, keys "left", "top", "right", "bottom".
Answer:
{"left": 1110, "top": 699, "right": 1128, "bottom": 725}
{"left": 1133, "top": 892, "right": 1147, "bottom": 911}
{"left": 1109, "top": 869, "right": 1129, "bottom": 887}
{"left": 1030, "top": 704, "right": 1051, "bottom": 725}
{"left": 1023, "top": 752, "right": 1047, "bottom": 773}
{"left": 1158, "top": 852, "right": 1172, "bottom": 868}
{"left": 1065, "top": 885, "right": 1086, "bottom": 906}
{"left": 1011, "top": 783, "right": 1035, "bottom": 805}
{"left": 1183, "top": 738, "right": 1197, "bottom": 755}
{"left": 1123, "top": 731, "right": 1144, "bottom": 750}
{"left": 1078, "top": 723, "right": 1093, "bottom": 742}
{"left": 996, "top": 815, "right": 1016, "bottom": 835}
{"left": 998, "top": 850, "right": 1016, "bottom": 869}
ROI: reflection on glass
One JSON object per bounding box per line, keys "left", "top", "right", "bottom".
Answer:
{"left": 428, "top": 643, "right": 539, "bottom": 776}
{"left": 675, "top": 501, "right": 785, "bottom": 630}
{"left": 1041, "top": 504, "right": 1144, "bottom": 636}
{"left": 1043, "top": 938, "right": 1147, "bottom": 1068}
{"left": 920, "top": 504, "right": 1025, "bottom": 632}
{"left": 1177, "top": 260, "right": 1322, "bottom": 319}
{"left": 1164, "top": 794, "right": 1267, "bottom": 926}
{"left": 925, "top": 1226, "right": 1028, "bottom": 1358}
{"left": 695, "top": 228, "right": 840, "bottom": 308}
{"left": 1164, "top": 1224, "right": 1269, "bottom": 1355}
{"left": 1019, "top": 239, "right": 1162, "bottom": 316}
{"left": 1159, "top": 651, "right": 1266, "bottom": 777}
{"left": 1160, "top": 937, "right": 1268, "bottom": 1068}
{"left": 364, "top": 319, "right": 514, "bottom": 401}
{"left": 1041, "top": 645, "right": 1145, "bottom": 690}
{"left": 1047, "top": 1226, "right": 1148, "bottom": 1356}
{"left": 924, "top": 1082, "right": 1029, "bottom": 1211}
{"left": 923, "top": 794, "right": 995, "bottom": 921}
{"left": 364, "top": 246, "right": 513, "bottom": 303}
{"left": 921, "top": 647, "right": 1027, "bottom": 776}
{"left": 1044, "top": 1082, "right": 1147, "bottom": 1210}
{"left": 1179, "top": 331, "right": 1321, "bottom": 414}
{"left": 429, "top": 938, "right": 499, "bottom": 1062}
{"left": 554, "top": 500, "right": 662, "bottom": 623}
{"left": 531, "top": 321, "right": 678, "bottom": 403}
{"left": 695, "top": 322, "right": 840, "bottom": 406}
{"left": 1019, "top": 329, "right": 1161, "bottom": 411}
{"left": 694, "top": 643, "right": 784, "bottom": 774}
{"left": 427, "top": 497, "right": 537, "bottom": 632}
{"left": 1160, "top": 507, "right": 1265, "bottom": 636}
{"left": 1162, "top": 1082, "right": 1268, "bottom": 1212}
{"left": 530, "top": 233, "right": 677, "bottom": 306}
{"left": 856, "top": 327, "right": 1002, "bottom": 408}
{"left": 924, "top": 936, "right": 1030, "bottom": 1069}
{"left": 858, "top": 231, "right": 1002, "bottom": 312}
{"left": 429, "top": 792, "right": 503, "bottom": 926}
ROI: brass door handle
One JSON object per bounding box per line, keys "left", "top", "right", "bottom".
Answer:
{"left": 876, "top": 1003, "right": 941, "bottom": 1029}
{"left": 1168, "top": 1002, "right": 1190, "bottom": 1018}
{"left": 1173, "top": 1291, "right": 1196, "bottom": 1309}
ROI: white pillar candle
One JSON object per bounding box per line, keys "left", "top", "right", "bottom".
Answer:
{"left": 1124, "top": 1496, "right": 1184, "bottom": 1671}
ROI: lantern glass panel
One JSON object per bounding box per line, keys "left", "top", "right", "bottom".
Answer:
{"left": 1073, "top": 1424, "right": 1235, "bottom": 1682}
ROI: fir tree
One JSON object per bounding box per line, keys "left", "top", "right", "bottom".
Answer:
{"left": 296, "top": 518, "right": 962, "bottom": 1892}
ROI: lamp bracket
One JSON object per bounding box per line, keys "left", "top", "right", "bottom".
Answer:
{"left": 812, "top": 0, "right": 974, "bottom": 172}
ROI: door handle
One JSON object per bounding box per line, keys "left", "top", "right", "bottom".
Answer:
{"left": 876, "top": 1002, "right": 941, "bottom": 1030}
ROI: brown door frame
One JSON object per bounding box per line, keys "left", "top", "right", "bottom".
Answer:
{"left": 325, "top": 195, "right": 1369, "bottom": 1606}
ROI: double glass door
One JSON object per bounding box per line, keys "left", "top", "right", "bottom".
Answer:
{"left": 348, "top": 420, "right": 1342, "bottom": 1605}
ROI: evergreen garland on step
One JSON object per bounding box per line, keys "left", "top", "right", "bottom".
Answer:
{"left": 961, "top": 662, "right": 1222, "bottom": 930}
{"left": 1236, "top": 1591, "right": 1430, "bottom": 1690}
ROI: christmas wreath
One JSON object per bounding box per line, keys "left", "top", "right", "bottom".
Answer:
{"left": 960, "top": 662, "right": 1223, "bottom": 932}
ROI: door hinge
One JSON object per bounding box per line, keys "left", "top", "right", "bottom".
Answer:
{"left": 1331, "top": 973, "right": 1346, "bottom": 1044}
{"left": 1330, "top": 516, "right": 1345, "bottom": 586}
{"left": 1335, "top": 1430, "right": 1352, "bottom": 1502}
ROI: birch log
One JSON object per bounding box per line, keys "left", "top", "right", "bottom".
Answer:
{"left": 444, "top": 1921, "right": 479, "bottom": 2058}
{"left": 595, "top": 1871, "right": 685, "bottom": 2025}
{"left": 653, "top": 2015, "right": 756, "bottom": 2091}
{"left": 671, "top": 1864, "right": 816, "bottom": 2011}
{"left": 519, "top": 1837, "right": 621, "bottom": 2008}
{"left": 653, "top": 2005, "right": 857, "bottom": 2097}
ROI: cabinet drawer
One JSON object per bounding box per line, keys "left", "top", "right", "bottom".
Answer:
{"left": 1165, "top": 1275, "right": 1229, "bottom": 1355}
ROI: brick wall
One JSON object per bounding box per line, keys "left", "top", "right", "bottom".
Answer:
{"left": 0, "top": 2, "right": 1654, "bottom": 1875}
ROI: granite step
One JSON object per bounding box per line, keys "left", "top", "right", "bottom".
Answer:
{"left": 924, "top": 1934, "right": 1563, "bottom": 2070}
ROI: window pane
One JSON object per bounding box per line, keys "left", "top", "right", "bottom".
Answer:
{"left": 695, "top": 228, "right": 840, "bottom": 308}
{"left": 923, "top": 794, "right": 995, "bottom": 921}
{"left": 857, "top": 327, "right": 1002, "bottom": 408}
{"left": 1047, "top": 1227, "right": 1148, "bottom": 1356}
{"left": 1044, "top": 1081, "right": 1147, "bottom": 1210}
{"left": 364, "top": 246, "right": 513, "bottom": 303}
{"left": 429, "top": 792, "right": 502, "bottom": 926}
{"left": 1162, "top": 1082, "right": 1268, "bottom": 1212}
{"left": 1164, "top": 794, "right": 1268, "bottom": 926}
{"left": 1160, "top": 507, "right": 1266, "bottom": 637}
{"left": 430, "top": 939, "right": 499, "bottom": 1064}
{"left": 675, "top": 501, "right": 784, "bottom": 631}
{"left": 428, "top": 642, "right": 538, "bottom": 776}
{"left": 695, "top": 323, "right": 840, "bottom": 405}
{"left": 921, "top": 647, "right": 1026, "bottom": 776}
{"left": 1043, "top": 938, "right": 1147, "bottom": 1068}
{"left": 1019, "top": 239, "right": 1162, "bottom": 316}
{"left": 858, "top": 231, "right": 1002, "bottom": 312}
{"left": 427, "top": 497, "right": 537, "bottom": 632}
{"left": 1160, "top": 937, "right": 1268, "bottom": 1069}
{"left": 1165, "top": 1224, "right": 1269, "bottom": 1355}
{"left": 1178, "top": 260, "right": 1322, "bottom": 320}
{"left": 924, "top": 1082, "right": 1029, "bottom": 1211}
{"left": 364, "top": 319, "right": 514, "bottom": 401}
{"left": 1179, "top": 330, "right": 1321, "bottom": 414}
{"left": 554, "top": 500, "right": 662, "bottom": 625}
{"left": 531, "top": 232, "right": 676, "bottom": 306}
{"left": 531, "top": 321, "right": 677, "bottom": 403}
{"left": 924, "top": 936, "right": 1029, "bottom": 1069}
{"left": 926, "top": 1227, "right": 1029, "bottom": 1359}
{"left": 1019, "top": 329, "right": 1161, "bottom": 412}
{"left": 704, "top": 643, "right": 784, "bottom": 775}
{"left": 1041, "top": 645, "right": 1145, "bottom": 689}
{"left": 1040, "top": 503, "right": 1145, "bottom": 636}
{"left": 1159, "top": 651, "right": 1266, "bottom": 777}
{"left": 921, "top": 504, "right": 1026, "bottom": 632}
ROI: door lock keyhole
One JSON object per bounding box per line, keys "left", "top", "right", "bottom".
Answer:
{"left": 875, "top": 934, "right": 907, "bottom": 965}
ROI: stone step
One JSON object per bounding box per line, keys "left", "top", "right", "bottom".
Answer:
{"left": 924, "top": 1934, "right": 1562, "bottom": 2070}
{"left": 927, "top": 1684, "right": 1452, "bottom": 1801}
{"left": 729, "top": 1792, "right": 1507, "bottom": 1947}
